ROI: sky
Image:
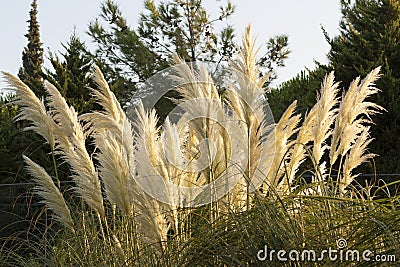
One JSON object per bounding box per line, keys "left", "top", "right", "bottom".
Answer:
{"left": 0, "top": 0, "right": 342, "bottom": 92}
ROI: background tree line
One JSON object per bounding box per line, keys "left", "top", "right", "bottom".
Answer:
{"left": 1, "top": 0, "right": 399, "bottom": 186}
{"left": 0, "top": 0, "right": 289, "bottom": 185}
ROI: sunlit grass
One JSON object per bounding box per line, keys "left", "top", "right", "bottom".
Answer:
{"left": 0, "top": 25, "right": 399, "bottom": 266}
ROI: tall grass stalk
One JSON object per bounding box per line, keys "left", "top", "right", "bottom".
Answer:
{"left": 1, "top": 25, "right": 397, "bottom": 266}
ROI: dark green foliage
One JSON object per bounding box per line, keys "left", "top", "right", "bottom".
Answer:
{"left": 2, "top": 0, "right": 54, "bottom": 185}
{"left": 0, "top": 95, "right": 54, "bottom": 184}
{"left": 0, "top": 95, "right": 21, "bottom": 183}
{"left": 45, "top": 33, "right": 96, "bottom": 114}
{"left": 0, "top": 97, "right": 53, "bottom": 249}
{"left": 0, "top": 0, "right": 51, "bottom": 243}
{"left": 267, "top": 66, "right": 327, "bottom": 120}
{"left": 326, "top": 0, "right": 400, "bottom": 175}
{"left": 4, "top": 0, "right": 54, "bottom": 181}
{"left": 17, "top": 0, "right": 44, "bottom": 98}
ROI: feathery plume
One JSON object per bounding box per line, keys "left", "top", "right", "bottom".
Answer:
{"left": 23, "top": 155, "right": 74, "bottom": 231}
{"left": 341, "top": 127, "right": 375, "bottom": 193}
{"left": 171, "top": 53, "right": 232, "bottom": 202}
{"left": 279, "top": 105, "right": 316, "bottom": 192}
{"left": 282, "top": 72, "right": 340, "bottom": 192}
{"left": 133, "top": 101, "right": 171, "bottom": 251}
{"left": 223, "top": 24, "right": 273, "bottom": 209}
{"left": 330, "top": 67, "right": 383, "bottom": 165}
{"left": 79, "top": 66, "right": 137, "bottom": 215}
{"left": 44, "top": 81, "right": 105, "bottom": 218}
{"left": 172, "top": 53, "right": 220, "bottom": 101}
{"left": 267, "top": 101, "right": 300, "bottom": 190}
{"left": 96, "top": 130, "right": 133, "bottom": 215}
{"left": 312, "top": 72, "right": 339, "bottom": 165}
{"left": 80, "top": 65, "right": 134, "bottom": 166}
{"left": 91, "top": 65, "right": 125, "bottom": 123}
{"left": 2, "top": 72, "right": 56, "bottom": 149}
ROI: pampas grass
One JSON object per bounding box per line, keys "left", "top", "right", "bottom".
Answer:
{"left": 133, "top": 102, "right": 171, "bottom": 250}
{"left": 278, "top": 72, "right": 339, "bottom": 194}
{"left": 96, "top": 130, "right": 133, "bottom": 215}
{"left": 329, "top": 67, "right": 383, "bottom": 194}
{"left": 330, "top": 67, "right": 382, "bottom": 166}
{"left": 2, "top": 72, "right": 56, "bottom": 149}
{"left": 1, "top": 25, "right": 393, "bottom": 266}
{"left": 267, "top": 101, "right": 301, "bottom": 190}
{"left": 341, "top": 127, "right": 376, "bottom": 193}
{"left": 44, "top": 81, "right": 105, "bottom": 218}
{"left": 225, "top": 25, "right": 270, "bottom": 210}
{"left": 23, "top": 155, "right": 74, "bottom": 231}
{"left": 312, "top": 72, "right": 340, "bottom": 165}
{"left": 80, "top": 65, "right": 135, "bottom": 216}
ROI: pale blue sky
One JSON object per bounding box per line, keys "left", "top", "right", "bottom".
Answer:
{"left": 0, "top": 0, "right": 342, "bottom": 91}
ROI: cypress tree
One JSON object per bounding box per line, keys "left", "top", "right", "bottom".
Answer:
{"left": 18, "top": 0, "right": 44, "bottom": 97}
{"left": 5, "top": 0, "right": 53, "bottom": 183}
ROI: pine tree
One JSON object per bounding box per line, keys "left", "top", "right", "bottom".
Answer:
{"left": 137, "top": 0, "right": 235, "bottom": 63}
{"left": 89, "top": 0, "right": 289, "bottom": 121}
{"left": 326, "top": 0, "right": 400, "bottom": 175}
{"left": 18, "top": 0, "right": 44, "bottom": 97}
{"left": 45, "top": 33, "right": 96, "bottom": 114}
{"left": 267, "top": 66, "right": 327, "bottom": 120}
